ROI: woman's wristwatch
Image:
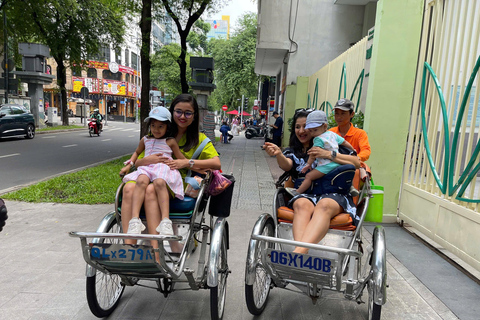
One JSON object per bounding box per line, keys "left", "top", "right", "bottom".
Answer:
{"left": 189, "top": 159, "right": 195, "bottom": 168}
{"left": 331, "top": 151, "right": 337, "bottom": 160}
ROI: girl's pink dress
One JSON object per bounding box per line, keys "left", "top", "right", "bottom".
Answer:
{"left": 122, "top": 137, "right": 184, "bottom": 200}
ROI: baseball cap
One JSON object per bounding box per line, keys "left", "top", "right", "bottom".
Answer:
{"left": 144, "top": 106, "right": 172, "bottom": 122}
{"left": 334, "top": 98, "right": 354, "bottom": 112}
{"left": 305, "top": 110, "right": 327, "bottom": 129}
{"left": 272, "top": 111, "right": 279, "bottom": 116}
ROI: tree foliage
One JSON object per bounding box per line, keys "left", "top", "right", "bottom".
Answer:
{"left": 160, "top": 0, "right": 225, "bottom": 93}
{"left": 5, "top": 0, "right": 126, "bottom": 125}
{"left": 209, "top": 12, "right": 258, "bottom": 112}
{"left": 150, "top": 43, "right": 191, "bottom": 101}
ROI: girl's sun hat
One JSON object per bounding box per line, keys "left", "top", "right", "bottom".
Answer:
{"left": 144, "top": 106, "right": 171, "bottom": 122}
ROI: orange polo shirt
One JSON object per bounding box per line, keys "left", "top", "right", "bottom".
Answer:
{"left": 330, "top": 125, "right": 371, "bottom": 162}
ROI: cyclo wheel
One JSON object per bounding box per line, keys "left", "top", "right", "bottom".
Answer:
{"left": 367, "top": 281, "right": 382, "bottom": 320}
{"left": 86, "top": 218, "right": 125, "bottom": 317}
{"left": 210, "top": 229, "right": 228, "bottom": 320}
{"left": 245, "top": 219, "right": 274, "bottom": 315}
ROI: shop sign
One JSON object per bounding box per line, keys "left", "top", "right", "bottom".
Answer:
{"left": 103, "top": 79, "right": 126, "bottom": 95}
{"left": 119, "top": 65, "right": 135, "bottom": 75}
{"left": 259, "top": 110, "right": 267, "bottom": 115}
{"left": 73, "top": 77, "right": 100, "bottom": 93}
{"left": 85, "top": 61, "right": 109, "bottom": 70}
{"left": 127, "top": 82, "right": 136, "bottom": 97}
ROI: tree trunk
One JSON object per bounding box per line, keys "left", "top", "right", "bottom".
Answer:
{"left": 54, "top": 56, "right": 69, "bottom": 126}
{"left": 140, "top": 0, "right": 152, "bottom": 138}
{"left": 179, "top": 31, "right": 189, "bottom": 93}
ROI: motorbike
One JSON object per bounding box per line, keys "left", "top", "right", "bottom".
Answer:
{"left": 245, "top": 124, "right": 267, "bottom": 139}
{"left": 88, "top": 118, "right": 101, "bottom": 137}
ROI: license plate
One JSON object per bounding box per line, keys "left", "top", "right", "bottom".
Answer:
{"left": 267, "top": 249, "right": 335, "bottom": 274}
{"left": 90, "top": 243, "right": 155, "bottom": 262}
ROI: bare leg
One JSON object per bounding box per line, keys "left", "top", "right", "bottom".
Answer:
{"left": 293, "top": 198, "right": 342, "bottom": 254}
{"left": 130, "top": 175, "right": 150, "bottom": 219}
{"left": 152, "top": 178, "right": 170, "bottom": 221}
{"left": 144, "top": 184, "right": 161, "bottom": 262}
{"left": 296, "top": 169, "right": 325, "bottom": 194}
{"left": 121, "top": 182, "right": 136, "bottom": 244}
{"left": 292, "top": 198, "right": 315, "bottom": 241}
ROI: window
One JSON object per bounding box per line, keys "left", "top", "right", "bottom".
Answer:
{"left": 102, "top": 70, "right": 122, "bottom": 81}
{"left": 87, "top": 68, "right": 97, "bottom": 78}
{"left": 0, "top": 107, "right": 11, "bottom": 115}
{"left": 11, "top": 107, "right": 24, "bottom": 114}
{"left": 125, "top": 74, "right": 130, "bottom": 83}
{"left": 125, "top": 49, "right": 130, "bottom": 66}
{"left": 131, "top": 52, "right": 138, "bottom": 70}
{"left": 115, "top": 49, "right": 121, "bottom": 65}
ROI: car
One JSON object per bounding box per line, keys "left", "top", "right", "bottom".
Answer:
{"left": 0, "top": 104, "right": 36, "bottom": 139}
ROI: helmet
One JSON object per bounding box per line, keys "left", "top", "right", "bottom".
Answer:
{"left": 94, "top": 108, "right": 99, "bottom": 112}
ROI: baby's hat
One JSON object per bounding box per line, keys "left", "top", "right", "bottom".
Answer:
{"left": 145, "top": 106, "right": 172, "bottom": 122}
{"left": 305, "top": 110, "right": 327, "bottom": 129}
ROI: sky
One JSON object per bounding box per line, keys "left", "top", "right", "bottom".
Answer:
{"left": 206, "top": 0, "right": 258, "bottom": 32}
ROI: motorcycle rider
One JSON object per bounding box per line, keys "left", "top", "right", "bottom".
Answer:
{"left": 90, "top": 108, "right": 103, "bottom": 132}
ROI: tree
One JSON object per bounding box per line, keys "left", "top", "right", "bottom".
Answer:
{"left": 150, "top": 43, "right": 191, "bottom": 101}
{"left": 160, "top": 0, "right": 224, "bottom": 93}
{"left": 209, "top": 12, "right": 259, "bottom": 111}
{"left": 7, "top": 0, "right": 125, "bottom": 125}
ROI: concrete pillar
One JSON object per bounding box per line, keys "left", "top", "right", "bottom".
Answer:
{"left": 363, "top": 0, "right": 424, "bottom": 221}
{"left": 28, "top": 82, "right": 45, "bottom": 128}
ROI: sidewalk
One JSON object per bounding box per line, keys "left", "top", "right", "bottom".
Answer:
{"left": 0, "top": 132, "right": 478, "bottom": 319}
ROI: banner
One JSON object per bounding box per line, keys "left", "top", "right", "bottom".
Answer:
{"left": 72, "top": 77, "right": 100, "bottom": 93}
{"left": 103, "top": 79, "right": 126, "bottom": 95}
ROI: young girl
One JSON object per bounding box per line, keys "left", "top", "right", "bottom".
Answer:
{"left": 295, "top": 110, "right": 357, "bottom": 196}
{"left": 120, "top": 106, "right": 185, "bottom": 236}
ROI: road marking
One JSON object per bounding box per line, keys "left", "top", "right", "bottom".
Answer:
{"left": 0, "top": 153, "right": 20, "bottom": 159}
{"left": 128, "top": 135, "right": 136, "bottom": 137}
{"left": 122, "top": 128, "right": 134, "bottom": 131}
{"left": 42, "top": 136, "right": 56, "bottom": 139}
{"left": 62, "top": 144, "right": 78, "bottom": 148}
{"left": 101, "top": 139, "right": 112, "bottom": 141}
{"left": 108, "top": 128, "right": 122, "bottom": 131}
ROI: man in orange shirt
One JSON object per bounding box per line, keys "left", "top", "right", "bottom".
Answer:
{"left": 329, "top": 99, "right": 371, "bottom": 162}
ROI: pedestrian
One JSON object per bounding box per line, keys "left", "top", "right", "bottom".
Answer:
{"left": 270, "top": 111, "right": 283, "bottom": 148}
{"left": 220, "top": 121, "right": 232, "bottom": 143}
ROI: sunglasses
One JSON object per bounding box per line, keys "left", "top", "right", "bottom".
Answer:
{"left": 294, "top": 108, "right": 315, "bottom": 115}
{"left": 173, "top": 109, "right": 195, "bottom": 119}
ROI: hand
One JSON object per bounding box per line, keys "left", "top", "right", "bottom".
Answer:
{"left": 307, "top": 147, "right": 331, "bottom": 159}
{"left": 263, "top": 142, "right": 281, "bottom": 156}
{"left": 119, "top": 166, "right": 129, "bottom": 177}
{"left": 300, "top": 166, "right": 309, "bottom": 174}
{"left": 140, "top": 153, "right": 168, "bottom": 166}
{"left": 164, "top": 159, "right": 189, "bottom": 170}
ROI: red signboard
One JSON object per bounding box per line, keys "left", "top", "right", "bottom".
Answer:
{"left": 259, "top": 110, "right": 267, "bottom": 115}
{"left": 222, "top": 105, "right": 228, "bottom": 111}
{"left": 253, "top": 105, "right": 259, "bottom": 110}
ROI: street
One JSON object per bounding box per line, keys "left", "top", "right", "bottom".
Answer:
{"left": 0, "top": 121, "right": 141, "bottom": 193}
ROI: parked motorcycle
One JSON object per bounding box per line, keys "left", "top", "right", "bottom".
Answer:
{"left": 88, "top": 118, "right": 101, "bottom": 137}
{"left": 245, "top": 125, "right": 267, "bottom": 139}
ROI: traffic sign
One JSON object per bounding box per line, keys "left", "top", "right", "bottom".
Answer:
{"left": 222, "top": 105, "right": 228, "bottom": 111}
{"left": 253, "top": 105, "right": 259, "bottom": 110}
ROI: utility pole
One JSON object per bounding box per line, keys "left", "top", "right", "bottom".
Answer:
{"left": 241, "top": 95, "right": 244, "bottom": 125}
{"left": 3, "top": 10, "right": 8, "bottom": 103}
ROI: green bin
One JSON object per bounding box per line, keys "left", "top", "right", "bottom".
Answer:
{"left": 365, "top": 185, "right": 384, "bottom": 222}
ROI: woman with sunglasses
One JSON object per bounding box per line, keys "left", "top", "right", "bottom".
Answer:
{"left": 120, "top": 94, "right": 221, "bottom": 245}
{"left": 263, "top": 108, "right": 360, "bottom": 254}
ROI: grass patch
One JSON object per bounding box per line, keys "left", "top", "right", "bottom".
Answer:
{"left": 2, "top": 156, "right": 130, "bottom": 204}
{"left": 37, "top": 125, "right": 84, "bottom": 132}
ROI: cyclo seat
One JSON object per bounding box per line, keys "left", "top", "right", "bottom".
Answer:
{"left": 276, "top": 164, "right": 364, "bottom": 232}
{"left": 116, "top": 183, "right": 197, "bottom": 220}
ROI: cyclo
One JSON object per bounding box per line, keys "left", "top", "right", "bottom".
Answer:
{"left": 70, "top": 170, "right": 235, "bottom": 320}
{"left": 244, "top": 164, "right": 387, "bottom": 319}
